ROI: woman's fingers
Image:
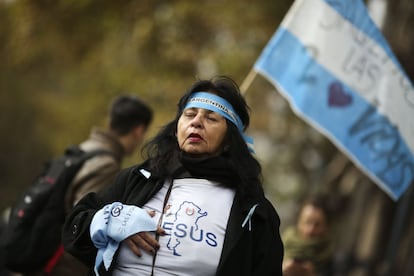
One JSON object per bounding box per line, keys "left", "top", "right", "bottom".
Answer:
{"left": 127, "top": 232, "right": 160, "bottom": 256}
{"left": 141, "top": 231, "right": 160, "bottom": 250}
{"left": 146, "top": 209, "right": 166, "bottom": 235}
{"left": 157, "top": 226, "right": 166, "bottom": 235}
{"left": 126, "top": 237, "right": 143, "bottom": 257}
{"left": 125, "top": 209, "right": 165, "bottom": 257}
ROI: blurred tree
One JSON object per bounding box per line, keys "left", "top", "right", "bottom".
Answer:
{"left": 376, "top": 1, "right": 414, "bottom": 275}
{"left": 0, "top": 0, "right": 293, "bottom": 208}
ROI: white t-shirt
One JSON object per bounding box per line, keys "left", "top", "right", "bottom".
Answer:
{"left": 113, "top": 178, "right": 235, "bottom": 276}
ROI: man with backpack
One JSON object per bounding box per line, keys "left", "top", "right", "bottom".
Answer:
{"left": 3, "top": 94, "right": 153, "bottom": 276}
{"left": 65, "top": 95, "right": 153, "bottom": 213}
{"left": 55, "top": 94, "right": 153, "bottom": 276}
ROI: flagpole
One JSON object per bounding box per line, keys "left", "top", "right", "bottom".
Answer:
{"left": 240, "top": 68, "right": 258, "bottom": 95}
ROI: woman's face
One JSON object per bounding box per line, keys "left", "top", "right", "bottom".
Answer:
{"left": 177, "top": 106, "right": 228, "bottom": 157}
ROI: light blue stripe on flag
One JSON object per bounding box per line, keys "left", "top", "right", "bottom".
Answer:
{"left": 254, "top": 0, "right": 414, "bottom": 200}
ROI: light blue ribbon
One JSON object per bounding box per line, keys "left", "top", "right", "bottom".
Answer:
{"left": 90, "top": 202, "right": 157, "bottom": 275}
{"left": 242, "top": 203, "right": 259, "bottom": 231}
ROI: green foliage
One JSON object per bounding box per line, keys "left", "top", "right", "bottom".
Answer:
{"left": 0, "top": 0, "right": 293, "bottom": 208}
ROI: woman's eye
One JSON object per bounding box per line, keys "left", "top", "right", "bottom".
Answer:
{"left": 207, "top": 116, "right": 218, "bottom": 121}
{"left": 184, "top": 112, "right": 196, "bottom": 117}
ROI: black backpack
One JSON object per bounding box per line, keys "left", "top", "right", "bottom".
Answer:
{"left": 2, "top": 145, "right": 112, "bottom": 273}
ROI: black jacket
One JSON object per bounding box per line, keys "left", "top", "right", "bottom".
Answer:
{"left": 62, "top": 161, "right": 284, "bottom": 276}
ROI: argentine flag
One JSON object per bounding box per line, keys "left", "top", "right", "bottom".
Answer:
{"left": 254, "top": 0, "right": 414, "bottom": 200}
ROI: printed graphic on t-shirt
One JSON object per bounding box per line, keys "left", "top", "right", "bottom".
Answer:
{"left": 165, "top": 201, "right": 208, "bottom": 256}
{"left": 113, "top": 179, "right": 235, "bottom": 276}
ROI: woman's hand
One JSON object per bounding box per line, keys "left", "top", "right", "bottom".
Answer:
{"left": 125, "top": 210, "right": 166, "bottom": 256}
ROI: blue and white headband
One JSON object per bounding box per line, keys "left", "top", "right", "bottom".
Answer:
{"left": 184, "top": 92, "right": 254, "bottom": 152}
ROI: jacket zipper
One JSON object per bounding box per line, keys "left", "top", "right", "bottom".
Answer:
{"left": 151, "top": 179, "right": 174, "bottom": 276}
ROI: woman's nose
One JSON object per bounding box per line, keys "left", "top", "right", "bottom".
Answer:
{"left": 190, "top": 114, "right": 203, "bottom": 128}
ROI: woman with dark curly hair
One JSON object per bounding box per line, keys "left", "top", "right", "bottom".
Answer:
{"left": 63, "top": 76, "right": 284, "bottom": 276}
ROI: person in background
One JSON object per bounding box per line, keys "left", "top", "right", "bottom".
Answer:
{"left": 52, "top": 94, "right": 153, "bottom": 275}
{"left": 66, "top": 95, "right": 153, "bottom": 210}
{"left": 282, "top": 195, "right": 335, "bottom": 276}
{"left": 62, "top": 76, "right": 284, "bottom": 275}
{"left": 0, "top": 208, "right": 11, "bottom": 276}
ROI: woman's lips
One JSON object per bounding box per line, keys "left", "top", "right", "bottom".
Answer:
{"left": 187, "top": 133, "right": 203, "bottom": 142}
